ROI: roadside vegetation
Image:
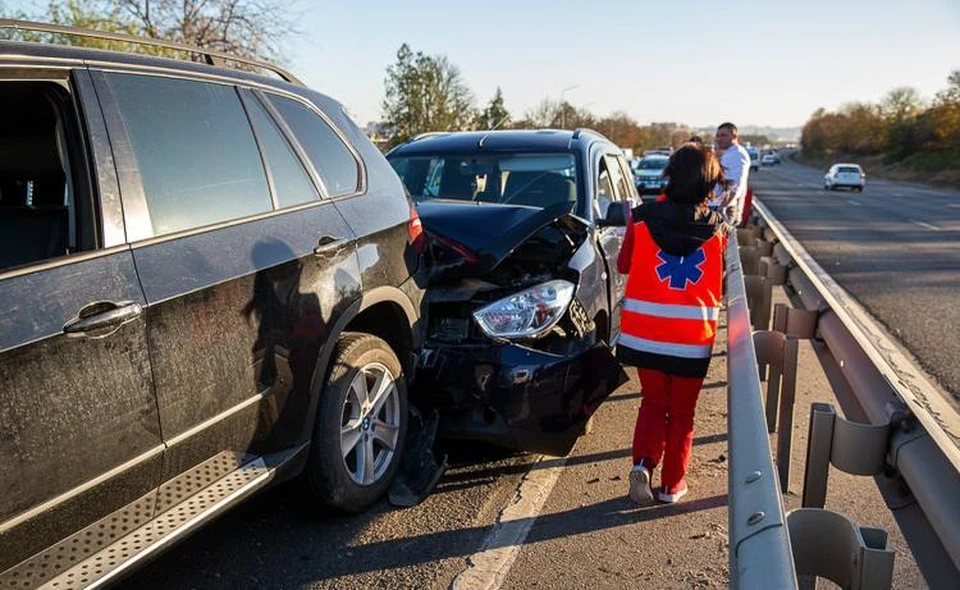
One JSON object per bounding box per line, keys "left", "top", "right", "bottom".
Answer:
{"left": 378, "top": 44, "right": 777, "bottom": 150}
{"left": 800, "top": 71, "right": 960, "bottom": 187}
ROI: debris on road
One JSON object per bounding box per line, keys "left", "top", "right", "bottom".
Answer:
{"left": 388, "top": 407, "right": 449, "bottom": 507}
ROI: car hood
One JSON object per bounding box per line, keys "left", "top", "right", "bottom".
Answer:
{"left": 635, "top": 169, "right": 666, "bottom": 178}
{"left": 415, "top": 199, "right": 588, "bottom": 283}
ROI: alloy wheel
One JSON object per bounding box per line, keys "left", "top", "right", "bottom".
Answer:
{"left": 339, "top": 362, "right": 401, "bottom": 486}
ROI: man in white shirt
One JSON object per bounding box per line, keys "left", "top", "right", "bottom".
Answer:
{"left": 709, "top": 122, "right": 750, "bottom": 224}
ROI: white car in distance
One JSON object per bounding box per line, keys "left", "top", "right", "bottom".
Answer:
{"left": 824, "top": 163, "right": 865, "bottom": 192}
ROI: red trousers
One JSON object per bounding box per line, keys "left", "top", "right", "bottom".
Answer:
{"left": 632, "top": 368, "right": 704, "bottom": 488}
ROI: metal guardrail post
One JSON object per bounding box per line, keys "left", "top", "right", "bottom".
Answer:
{"left": 801, "top": 403, "right": 835, "bottom": 508}
{"left": 725, "top": 237, "right": 798, "bottom": 589}
{"left": 754, "top": 330, "right": 800, "bottom": 490}
{"left": 788, "top": 509, "right": 895, "bottom": 589}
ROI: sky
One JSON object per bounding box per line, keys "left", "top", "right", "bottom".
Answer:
{"left": 9, "top": 0, "right": 960, "bottom": 130}
{"left": 283, "top": 0, "right": 960, "bottom": 129}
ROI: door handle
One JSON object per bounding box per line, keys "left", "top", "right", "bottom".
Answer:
{"left": 64, "top": 301, "right": 143, "bottom": 338}
{"left": 313, "top": 235, "right": 348, "bottom": 257}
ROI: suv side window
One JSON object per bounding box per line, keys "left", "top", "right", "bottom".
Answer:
{"left": 597, "top": 158, "right": 615, "bottom": 202}
{"left": 604, "top": 154, "right": 631, "bottom": 201}
{"left": 241, "top": 91, "right": 320, "bottom": 208}
{"left": 106, "top": 74, "right": 272, "bottom": 236}
{"left": 615, "top": 156, "right": 638, "bottom": 201}
{"left": 267, "top": 95, "right": 360, "bottom": 197}
{"left": 0, "top": 81, "right": 92, "bottom": 272}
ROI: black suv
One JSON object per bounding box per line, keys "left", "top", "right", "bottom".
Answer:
{"left": 0, "top": 22, "right": 424, "bottom": 587}
{"left": 388, "top": 130, "right": 634, "bottom": 456}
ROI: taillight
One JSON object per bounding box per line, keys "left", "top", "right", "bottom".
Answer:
{"left": 409, "top": 204, "right": 425, "bottom": 254}
{"left": 428, "top": 231, "right": 480, "bottom": 265}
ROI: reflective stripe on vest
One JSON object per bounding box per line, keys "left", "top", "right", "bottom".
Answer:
{"left": 619, "top": 221, "right": 724, "bottom": 359}
{"left": 623, "top": 298, "right": 720, "bottom": 321}
{"left": 618, "top": 333, "right": 714, "bottom": 359}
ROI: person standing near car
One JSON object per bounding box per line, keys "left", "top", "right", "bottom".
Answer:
{"left": 708, "top": 122, "right": 750, "bottom": 224}
{"left": 616, "top": 143, "right": 728, "bottom": 504}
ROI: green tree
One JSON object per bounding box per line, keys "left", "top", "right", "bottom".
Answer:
{"left": 381, "top": 43, "right": 476, "bottom": 146}
{"left": 474, "top": 86, "right": 511, "bottom": 130}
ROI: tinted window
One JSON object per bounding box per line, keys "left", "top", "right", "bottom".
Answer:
{"left": 268, "top": 95, "right": 359, "bottom": 197}
{"left": 838, "top": 166, "right": 861, "bottom": 173}
{"left": 107, "top": 74, "right": 271, "bottom": 236}
{"left": 0, "top": 82, "right": 84, "bottom": 271}
{"left": 244, "top": 92, "right": 320, "bottom": 208}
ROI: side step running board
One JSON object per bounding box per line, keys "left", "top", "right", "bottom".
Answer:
{"left": 12, "top": 458, "right": 271, "bottom": 590}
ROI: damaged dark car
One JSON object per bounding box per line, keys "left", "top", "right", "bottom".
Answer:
{"left": 388, "top": 129, "right": 638, "bottom": 456}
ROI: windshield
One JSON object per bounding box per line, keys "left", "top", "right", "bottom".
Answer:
{"left": 838, "top": 166, "right": 861, "bottom": 173}
{"left": 389, "top": 152, "right": 579, "bottom": 208}
{"left": 637, "top": 158, "right": 668, "bottom": 171}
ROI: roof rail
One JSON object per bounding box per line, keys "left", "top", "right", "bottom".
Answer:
{"left": 0, "top": 19, "right": 302, "bottom": 85}
{"left": 410, "top": 132, "right": 448, "bottom": 142}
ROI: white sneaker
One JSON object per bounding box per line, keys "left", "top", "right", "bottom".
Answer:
{"left": 629, "top": 463, "right": 654, "bottom": 505}
{"left": 657, "top": 481, "right": 689, "bottom": 504}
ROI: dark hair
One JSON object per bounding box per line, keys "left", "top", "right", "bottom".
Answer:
{"left": 663, "top": 143, "right": 725, "bottom": 204}
{"left": 687, "top": 135, "right": 704, "bottom": 146}
{"left": 717, "top": 122, "right": 737, "bottom": 134}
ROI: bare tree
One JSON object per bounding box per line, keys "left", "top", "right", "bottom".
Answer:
{"left": 4, "top": 0, "right": 299, "bottom": 62}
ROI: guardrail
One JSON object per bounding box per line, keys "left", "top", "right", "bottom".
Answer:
{"left": 728, "top": 198, "right": 960, "bottom": 589}
{"left": 724, "top": 236, "right": 798, "bottom": 588}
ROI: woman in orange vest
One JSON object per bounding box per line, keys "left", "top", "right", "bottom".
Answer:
{"left": 617, "top": 143, "right": 728, "bottom": 504}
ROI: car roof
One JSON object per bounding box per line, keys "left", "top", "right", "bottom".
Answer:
{"left": 387, "top": 129, "right": 612, "bottom": 156}
{"left": 0, "top": 39, "right": 306, "bottom": 95}
{"left": 835, "top": 163, "right": 862, "bottom": 167}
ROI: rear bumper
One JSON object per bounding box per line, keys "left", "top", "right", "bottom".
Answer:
{"left": 415, "top": 337, "right": 625, "bottom": 456}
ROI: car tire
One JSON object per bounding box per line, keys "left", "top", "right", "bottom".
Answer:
{"left": 306, "top": 332, "right": 408, "bottom": 513}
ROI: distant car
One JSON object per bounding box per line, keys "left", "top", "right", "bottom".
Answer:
{"left": 633, "top": 154, "right": 670, "bottom": 194}
{"left": 747, "top": 147, "right": 760, "bottom": 171}
{"left": 824, "top": 163, "right": 865, "bottom": 191}
{"left": 761, "top": 153, "right": 776, "bottom": 166}
{"left": 770, "top": 151, "right": 781, "bottom": 164}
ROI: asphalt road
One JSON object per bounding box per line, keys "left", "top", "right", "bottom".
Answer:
{"left": 113, "top": 340, "right": 736, "bottom": 590}
{"left": 750, "top": 156, "right": 960, "bottom": 404}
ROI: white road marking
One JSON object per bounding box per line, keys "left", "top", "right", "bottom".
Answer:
{"left": 910, "top": 219, "right": 941, "bottom": 231}
{"left": 846, "top": 199, "right": 859, "bottom": 206}
{"left": 451, "top": 454, "right": 566, "bottom": 590}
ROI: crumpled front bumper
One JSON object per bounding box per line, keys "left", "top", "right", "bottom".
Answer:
{"left": 415, "top": 336, "right": 626, "bottom": 456}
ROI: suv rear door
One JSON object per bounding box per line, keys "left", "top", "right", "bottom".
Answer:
{"left": 0, "top": 69, "right": 163, "bottom": 584}
{"left": 91, "top": 71, "right": 361, "bottom": 513}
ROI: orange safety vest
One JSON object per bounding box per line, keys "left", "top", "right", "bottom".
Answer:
{"left": 620, "top": 223, "right": 725, "bottom": 360}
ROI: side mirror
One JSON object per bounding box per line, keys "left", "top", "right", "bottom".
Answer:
{"left": 597, "top": 201, "right": 628, "bottom": 228}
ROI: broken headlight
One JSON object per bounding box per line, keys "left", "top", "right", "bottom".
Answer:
{"left": 472, "top": 280, "right": 575, "bottom": 339}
